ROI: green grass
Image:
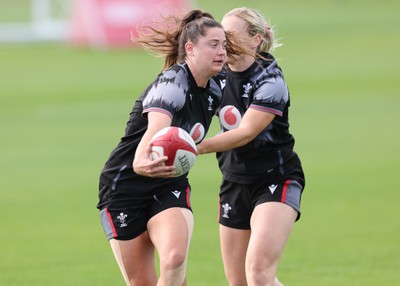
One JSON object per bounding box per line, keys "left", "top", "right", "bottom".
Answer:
{"left": 1, "top": 0, "right": 399, "bottom": 285}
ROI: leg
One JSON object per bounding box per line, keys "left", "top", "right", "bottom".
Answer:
{"left": 220, "top": 225, "right": 251, "bottom": 286}
{"left": 147, "top": 208, "right": 194, "bottom": 286}
{"left": 109, "top": 231, "right": 158, "bottom": 286}
{"left": 246, "top": 202, "right": 297, "bottom": 286}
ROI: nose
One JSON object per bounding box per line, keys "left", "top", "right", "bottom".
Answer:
{"left": 218, "top": 44, "right": 226, "bottom": 56}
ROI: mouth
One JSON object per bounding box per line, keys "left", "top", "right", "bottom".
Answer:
{"left": 213, "top": 59, "right": 225, "bottom": 65}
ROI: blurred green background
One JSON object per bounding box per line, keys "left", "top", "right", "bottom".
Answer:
{"left": 1, "top": 0, "right": 399, "bottom": 285}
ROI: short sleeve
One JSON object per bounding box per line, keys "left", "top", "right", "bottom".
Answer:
{"left": 142, "top": 69, "right": 187, "bottom": 119}
{"left": 250, "top": 76, "right": 289, "bottom": 117}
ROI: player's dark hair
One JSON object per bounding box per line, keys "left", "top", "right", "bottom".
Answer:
{"left": 135, "top": 9, "right": 247, "bottom": 70}
{"left": 176, "top": 11, "right": 221, "bottom": 65}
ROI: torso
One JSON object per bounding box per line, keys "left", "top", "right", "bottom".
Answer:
{"left": 214, "top": 53, "right": 298, "bottom": 183}
{"left": 98, "top": 63, "right": 222, "bottom": 203}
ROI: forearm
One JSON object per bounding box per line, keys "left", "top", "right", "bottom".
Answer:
{"left": 132, "top": 112, "right": 173, "bottom": 176}
{"left": 197, "top": 128, "right": 253, "bottom": 154}
{"left": 197, "top": 109, "right": 275, "bottom": 154}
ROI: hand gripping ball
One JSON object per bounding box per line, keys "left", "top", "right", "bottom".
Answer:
{"left": 150, "top": 127, "right": 197, "bottom": 176}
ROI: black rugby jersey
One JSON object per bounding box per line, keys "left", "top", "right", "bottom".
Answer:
{"left": 214, "top": 53, "right": 299, "bottom": 184}
{"left": 98, "top": 63, "right": 221, "bottom": 205}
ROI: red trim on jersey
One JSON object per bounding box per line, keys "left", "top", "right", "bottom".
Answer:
{"left": 106, "top": 208, "right": 118, "bottom": 238}
{"left": 186, "top": 186, "right": 191, "bottom": 208}
{"left": 281, "top": 180, "right": 291, "bottom": 203}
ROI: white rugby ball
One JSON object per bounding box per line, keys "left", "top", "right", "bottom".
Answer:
{"left": 150, "top": 126, "right": 197, "bottom": 177}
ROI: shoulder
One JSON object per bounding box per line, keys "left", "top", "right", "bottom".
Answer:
{"left": 254, "top": 54, "right": 287, "bottom": 87}
{"left": 158, "top": 64, "right": 190, "bottom": 88}
{"left": 254, "top": 74, "right": 288, "bottom": 100}
{"left": 252, "top": 57, "right": 289, "bottom": 103}
{"left": 142, "top": 64, "right": 189, "bottom": 110}
{"left": 254, "top": 53, "right": 282, "bottom": 75}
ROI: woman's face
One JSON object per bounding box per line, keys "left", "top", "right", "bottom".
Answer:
{"left": 187, "top": 27, "right": 227, "bottom": 78}
{"left": 222, "top": 15, "right": 251, "bottom": 41}
{"left": 222, "top": 15, "right": 255, "bottom": 65}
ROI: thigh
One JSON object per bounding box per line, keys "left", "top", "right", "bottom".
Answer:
{"left": 109, "top": 232, "right": 157, "bottom": 285}
{"left": 147, "top": 207, "right": 194, "bottom": 261}
{"left": 148, "top": 184, "right": 193, "bottom": 259}
{"left": 220, "top": 225, "right": 250, "bottom": 285}
{"left": 247, "top": 202, "right": 297, "bottom": 268}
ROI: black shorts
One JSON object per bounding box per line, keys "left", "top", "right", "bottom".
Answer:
{"left": 219, "top": 177, "right": 304, "bottom": 229}
{"left": 99, "top": 183, "right": 192, "bottom": 241}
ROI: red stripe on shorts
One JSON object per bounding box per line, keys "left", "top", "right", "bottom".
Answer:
{"left": 186, "top": 186, "right": 191, "bottom": 208}
{"left": 106, "top": 208, "right": 118, "bottom": 238}
{"left": 281, "top": 180, "right": 291, "bottom": 203}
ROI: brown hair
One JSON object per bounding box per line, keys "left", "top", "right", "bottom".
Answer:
{"left": 134, "top": 9, "right": 248, "bottom": 70}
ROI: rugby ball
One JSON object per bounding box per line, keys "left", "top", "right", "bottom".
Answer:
{"left": 150, "top": 127, "right": 197, "bottom": 177}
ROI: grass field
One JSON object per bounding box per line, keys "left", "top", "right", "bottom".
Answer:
{"left": 1, "top": 0, "right": 399, "bottom": 285}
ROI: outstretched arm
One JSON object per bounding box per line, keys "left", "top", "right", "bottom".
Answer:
{"left": 197, "top": 108, "right": 275, "bottom": 154}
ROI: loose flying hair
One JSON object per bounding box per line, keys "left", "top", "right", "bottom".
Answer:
{"left": 223, "top": 7, "right": 281, "bottom": 55}
{"left": 134, "top": 9, "right": 248, "bottom": 70}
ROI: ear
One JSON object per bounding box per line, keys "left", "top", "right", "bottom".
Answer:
{"left": 251, "top": 34, "right": 262, "bottom": 49}
{"left": 185, "top": 41, "right": 194, "bottom": 55}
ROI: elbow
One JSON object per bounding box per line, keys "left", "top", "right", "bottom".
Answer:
{"left": 239, "top": 132, "right": 255, "bottom": 147}
{"left": 132, "top": 160, "right": 140, "bottom": 174}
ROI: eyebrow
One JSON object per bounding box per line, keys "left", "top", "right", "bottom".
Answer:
{"left": 208, "top": 39, "right": 226, "bottom": 43}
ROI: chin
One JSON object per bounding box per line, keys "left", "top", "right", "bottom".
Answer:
{"left": 211, "top": 66, "right": 223, "bottom": 75}
{"left": 214, "top": 62, "right": 225, "bottom": 68}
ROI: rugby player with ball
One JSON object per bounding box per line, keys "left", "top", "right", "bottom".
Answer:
{"left": 96, "top": 10, "right": 246, "bottom": 286}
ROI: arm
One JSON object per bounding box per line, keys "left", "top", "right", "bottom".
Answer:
{"left": 197, "top": 108, "right": 275, "bottom": 154}
{"left": 133, "top": 112, "right": 176, "bottom": 177}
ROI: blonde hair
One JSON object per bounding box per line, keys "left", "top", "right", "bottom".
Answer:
{"left": 223, "top": 7, "right": 281, "bottom": 53}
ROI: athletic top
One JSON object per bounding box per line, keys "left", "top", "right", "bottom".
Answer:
{"left": 98, "top": 63, "right": 221, "bottom": 208}
{"left": 213, "top": 53, "right": 301, "bottom": 184}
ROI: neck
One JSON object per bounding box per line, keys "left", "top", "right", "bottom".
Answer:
{"left": 186, "top": 61, "right": 208, "bottom": 88}
{"left": 228, "top": 54, "right": 255, "bottom": 72}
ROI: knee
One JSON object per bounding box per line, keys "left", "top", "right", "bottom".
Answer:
{"left": 246, "top": 260, "right": 276, "bottom": 285}
{"left": 248, "top": 272, "right": 277, "bottom": 286}
{"left": 161, "top": 249, "right": 187, "bottom": 271}
{"left": 247, "top": 269, "right": 267, "bottom": 285}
